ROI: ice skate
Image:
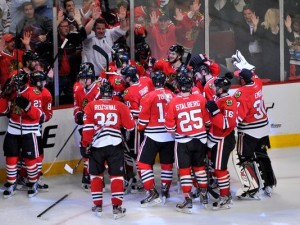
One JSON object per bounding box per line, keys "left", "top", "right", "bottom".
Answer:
{"left": 27, "top": 182, "right": 38, "bottom": 198}
{"left": 161, "top": 184, "right": 170, "bottom": 205}
{"left": 92, "top": 205, "right": 102, "bottom": 217}
{"left": 199, "top": 188, "right": 208, "bottom": 208}
{"left": 263, "top": 186, "right": 273, "bottom": 197}
{"left": 3, "top": 182, "right": 17, "bottom": 199}
{"left": 236, "top": 188, "right": 260, "bottom": 200}
{"left": 140, "top": 188, "right": 161, "bottom": 207}
{"left": 81, "top": 174, "right": 90, "bottom": 192}
{"left": 38, "top": 175, "right": 49, "bottom": 192}
{"left": 176, "top": 193, "right": 193, "bottom": 214}
{"left": 124, "top": 177, "right": 133, "bottom": 194}
{"left": 212, "top": 194, "right": 232, "bottom": 210}
{"left": 113, "top": 205, "right": 126, "bottom": 219}
{"left": 16, "top": 176, "right": 28, "bottom": 191}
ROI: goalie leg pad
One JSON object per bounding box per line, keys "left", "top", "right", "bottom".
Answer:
{"left": 254, "top": 151, "right": 277, "bottom": 188}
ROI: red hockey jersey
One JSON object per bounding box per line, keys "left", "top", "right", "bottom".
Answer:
{"left": 234, "top": 79, "right": 270, "bottom": 138}
{"left": 74, "top": 82, "right": 101, "bottom": 116}
{"left": 138, "top": 88, "right": 175, "bottom": 142}
{"left": 41, "top": 87, "right": 53, "bottom": 122}
{"left": 0, "top": 86, "right": 42, "bottom": 135}
{"left": 208, "top": 95, "right": 237, "bottom": 140}
{"left": 165, "top": 93, "right": 211, "bottom": 143}
{"left": 82, "top": 99, "right": 135, "bottom": 148}
{"left": 203, "top": 77, "right": 217, "bottom": 101}
{"left": 123, "top": 77, "right": 155, "bottom": 118}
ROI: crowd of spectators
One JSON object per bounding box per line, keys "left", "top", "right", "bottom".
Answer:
{"left": 1, "top": 0, "right": 300, "bottom": 104}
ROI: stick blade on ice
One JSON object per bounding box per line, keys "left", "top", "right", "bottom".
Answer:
{"left": 64, "top": 164, "right": 74, "bottom": 174}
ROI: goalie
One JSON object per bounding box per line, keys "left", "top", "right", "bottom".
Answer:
{"left": 232, "top": 51, "right": 277, "bottom": 199}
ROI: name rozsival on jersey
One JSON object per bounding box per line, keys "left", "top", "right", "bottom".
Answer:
{"left": 94, "top": 105, "right": 117, "bottom": 110}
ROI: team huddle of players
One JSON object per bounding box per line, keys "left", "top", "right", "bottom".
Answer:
{"left": 0, "top": 43, "right": 277, "bottom": 219}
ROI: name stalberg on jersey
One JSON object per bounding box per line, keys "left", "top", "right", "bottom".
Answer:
{"left": 94, "top": 105, "right": 117, "bottom": 110}
{"left": 175, "top": 100, "right": 200, "bottom": 111}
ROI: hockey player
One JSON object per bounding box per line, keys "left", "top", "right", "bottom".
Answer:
{"left": 121, "top": 65, "right": 154, "bottom": 193}
{"left": 98, "top": 53, "right": 129, "bottom": 101}
{"left": 137, "top": 71, "right": 175, "bottom": 207}
{"left": 153, "top": 44, "right": 186, "bottom": 91}
{"left": 0, "top": 71, "right": 44, "bottom": 198}
{"left": 205, "top": 73, "right": 237, "bottom": 209}
{"left": 189, "top": 54, "right": 221, "bottom": 98}
{"left": 22, "top": 50, "right": 41, "bottom": 74}
{"left": 135, "top": 42, "right": 156, "bottom": 78}
{"left": 165, "top": 75, "right": 211, "bottom": 213}
{"left": 74, "top": 62, "right": 100, "bottom": 190}
{"left": 81, "top": 82, "right": 135, "bottom": 219}
{"left": 233, "top": 68, "right": 277, "bottom": 199}
{"left": 28, "top": 71, "right": 53, "bottom": 191}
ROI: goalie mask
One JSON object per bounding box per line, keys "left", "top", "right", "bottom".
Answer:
{"left": 151, "top": 71, "right": 166, "bottom": 88}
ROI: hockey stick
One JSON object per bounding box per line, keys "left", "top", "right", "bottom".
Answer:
{"left": 37, "top": 192, "right": 71, "bottom": 218}
{"left": 64, "top": 157, "right": 83, "bottom": 174}
{"left": 92, "top": 44, "right": 109, "bottom": 75}
{"left": 43, "top": 125, "right": 78, "bottom": 175}
{"left": 184, "top": 52, "right": 191, "bottom": 66}
{"left": 44, "top": 38, "right": 68, "bottom": 76}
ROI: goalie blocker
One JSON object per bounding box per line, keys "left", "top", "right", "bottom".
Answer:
{"left": 232, "top": 143, "right": 277, "bottom": 199}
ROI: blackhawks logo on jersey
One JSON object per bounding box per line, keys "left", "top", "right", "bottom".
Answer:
{"left": 235, "top": 91, "right": 242, "bottom": 98}
{"left": 82, "top": 98, "right": 88, "bottom": 109}
{"left": 209, "top": 83, "right": 214, "bottom": 89}
{"left": 114, "top": 78, "right": 121, "bottom": 85}
{"left": 226, "top": 99, "right": 233, "bottom": 106}
{"left": 33, "top": 89, "right": 41, "bottom": 95}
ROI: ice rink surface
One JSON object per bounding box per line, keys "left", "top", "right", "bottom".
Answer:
{"left": 0, "top": 147, "right": 299, "bottom": 225}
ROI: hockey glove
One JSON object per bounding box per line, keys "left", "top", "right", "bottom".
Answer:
{"left": 189, "top": 54, "right": 208, "bottom": 67}
{"left": 15, "top": 96, "right": 31, "bottom": 112}
{"left": 75, "top": 111, "right": 84, "bottom": 125}
{"left": 80, "top": 146, "right": 91, "bottom": 158}
{"left": 206, "top": 100, "right": 220, "bottom": 117}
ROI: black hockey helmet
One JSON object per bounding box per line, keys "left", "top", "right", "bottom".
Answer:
{"left": 135, "top": 42, "right": 151, "bottom": 61}
{"left": 112, "top": 43, "right": 129, "bottom": 61}
{"left": 239, "top": 69, "right": 253, "bottom": 84}
{"left": 177, "top": 75, "right": 193, "bottom": 93}
{"left": 12, "top": 70, "right": 29, "bottom": 90}
{"left": 121, "top": 65, "right": 138, "bottom": 83}
{"left": 169, "top": 44, "right": 184, "bottom": 58}
{"left": 100, "top": 81, "right": 113, "bottom": 98}
{"left": 214, "top": 77, "right": 232, "bottom": 94}
{"left": 151, "top": 71, "right": 166, "bottom": 88}
{"left": 78, "top": 62, "right": 96, "bottom": 82}
{"left": 115, "top": 53, "right": 130, "bottom": 68}
{"left": 177, "top": 66, "right": 192, "bottom": 79}
{"left": 22, "top": 50, "right": 39, "bottom": 65}
{"left": 30, "top": 71, "right": 47, "bottom": 89}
